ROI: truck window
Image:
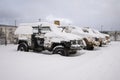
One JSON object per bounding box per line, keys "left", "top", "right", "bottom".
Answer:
{"left": 82, "top": 29, "right": 89, "bottom": 33}
{"left": 41, "top": 26, "right": 51, "bottom": 33}
{"left": 92, "top": 30, "right": 96, "bottom": 33}
{"left": 32, "top": 27, "right": 39, "bottom": 33}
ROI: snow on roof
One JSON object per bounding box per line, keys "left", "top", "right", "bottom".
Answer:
{"left": 81, "top": 27, "right": 99, "bottom": 38}
{"left": 15, "top": 22, "right": 61, "bottom": 35}
{"left": 15, "top": 25, "right": 33, "bottom": 34}
{"left": 20, "top": 22, "right": 57, "bottom": 27}
{"left": 82, "top": 28, "right": 106, "bottom": 38}
{"left": 58, "top": 25, "right": 96, "bottom": 38}
{"left": 15, "top": 22, "right": 83, "bottom": 40}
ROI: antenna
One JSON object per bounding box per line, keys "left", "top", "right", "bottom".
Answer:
{"left": 39, "top": 18, "right": 41, "bottom": 22}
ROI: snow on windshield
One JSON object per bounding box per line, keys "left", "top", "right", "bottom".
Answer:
{"left": 70, "top": 26, "right": 84, "bottom": 33}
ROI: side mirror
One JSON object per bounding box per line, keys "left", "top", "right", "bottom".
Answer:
{"left": 32, "top": 24, "right": 42, "bottom": 34}
{"left": 32, "top": 27, "right": 39, "bottom": 34}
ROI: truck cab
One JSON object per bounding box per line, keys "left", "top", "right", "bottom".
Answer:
{"left": 15, "top": 22, "right": 84, "bottom": 56}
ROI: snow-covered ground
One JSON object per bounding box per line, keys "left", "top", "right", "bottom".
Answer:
{"left": 0, "top": 41, "right": 120, "bottom": 80}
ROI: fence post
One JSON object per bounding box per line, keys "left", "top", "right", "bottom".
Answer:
{"left": 5, "top": 27, "right": 7, "bottom": 45}
{"left": 114, "top": 31, "right": 117, "bottom": 41}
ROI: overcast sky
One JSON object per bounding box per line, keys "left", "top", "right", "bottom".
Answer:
{"left": 0, "top": 0, "right": 120, "bottom": 31}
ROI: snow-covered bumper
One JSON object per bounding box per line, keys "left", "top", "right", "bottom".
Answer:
{"left": 70, "top": 44, "right": 83, "bottom": 50}
{"left": 101, "top": 38, "right": 109, "bottom": 45}
{"left": 92, "top": 37, "right": 100, "bottom": 46}
{"left": 70, "top": 40, "right": 85, "bottom": 50}
{"left": 92, "top": 41, "right": 100, "bottom": 46}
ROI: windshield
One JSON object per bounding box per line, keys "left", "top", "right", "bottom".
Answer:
{"left": 82, "top": 29, "right": 89, "bottom": 33}
{"left": 41, "top": 26, "right": 51, "bottom": 32}
{"left": 49, "top": 24, "right": 61, "bottom": 32}
{"left": 92, "top": 29, "right": 100, "bottom": 34}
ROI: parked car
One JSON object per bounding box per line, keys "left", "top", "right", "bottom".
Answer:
{"left": 14, "top": 22, "right": 84, "bottom": 56}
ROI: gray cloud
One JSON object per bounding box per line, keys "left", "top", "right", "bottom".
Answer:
{"left": 0, "top": 0, "right": 120, "bottom": 31}
{"left": 0, "top": 8, "right": 21, "bottom": 25}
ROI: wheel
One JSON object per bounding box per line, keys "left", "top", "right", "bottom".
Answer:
{"left": 17, "top": 43, "right": 29, "bottom": 52}
{"left": 87, "top": 46, "right": 94, "bottom": 50}
{"left": 99, "top": 41, "right": 102, "bottom": 47}
{"left": 84, "top": 39, "right": 94, "bottom": 50}
{"left": 69, "top": 51, "right": 77, "bottom": 54}
{"left": 53, "top": 46, "right": 69, "bottom": 56}
{"left": 86, "top": 43, "right": 94, "bottom": 50}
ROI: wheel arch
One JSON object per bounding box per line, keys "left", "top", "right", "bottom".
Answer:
{"left": 18, "top": 40, "right": 28, "bottom": 45}
{"left": 17, "top": 42, "right": 29, "bottom": 51}
{"left": 50, "top": 42, "right": 68, "bottom": 51}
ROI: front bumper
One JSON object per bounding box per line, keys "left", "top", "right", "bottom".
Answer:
{"left": 92, "top": 41, "right": 100, "bottom": 46}
{"left": 102, "top": 40, "right": 107, "bottom": 44}
{"left": 103, "top": 39, "right": 111, "bottom": 44}
{"left": 70, "top": 44, "right": 83, "bottom": 50}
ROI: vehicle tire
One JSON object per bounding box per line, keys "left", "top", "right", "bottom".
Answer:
{"left": 69, "top": 51, "right": 77, "bottom": 54}
{"left": 86, "top": 42, "right": 94, "bottom": 50}
{"left": 87, "top": 46, "right": 94, "bottom": 50}
{"left": 83, "top": 38, "right": 94, "bottom": 50}
{"left": 99, "top": 41, "right": 102, "bottom": 47}
{"left": 53, "top": 46, "right": 69, "bottom": 56}
{"left": 17, "top": 43, "right": 29, "bottom": 52}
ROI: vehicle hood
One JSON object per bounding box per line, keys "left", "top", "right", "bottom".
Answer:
{"left": 44, "top": 32, "right": 82, "bottom": 41}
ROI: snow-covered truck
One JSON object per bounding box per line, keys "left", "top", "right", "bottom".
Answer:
{"left": 14, "top": 22, "right": 85, "bottom": 56}
{"left": 58, "top": 26, "right": 100, "bottom": 50}
{"left": 82, "top": 28, "right": 110, "bottom": 46}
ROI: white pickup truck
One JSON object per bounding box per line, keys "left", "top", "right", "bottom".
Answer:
{"left": 83, "top": 28, "right": 110, "bottom": 46}
{"left": 14, "top": 22, "right": 85, "bottom": 56}
{"left": 58, "top": 26, "right": 100, "bottom": 50}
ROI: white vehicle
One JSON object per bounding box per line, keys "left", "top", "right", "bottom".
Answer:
{"left": 14, "top": 22, "right": 84, "bottom": 56}
{"left": 83, "top": 28, "right": 110, "bottom": 46}
{"left": 83, "top": 28, "right": 103, "bottom": 46}
{"left": 58, "top": 26, "right": 100, "bottom": 50}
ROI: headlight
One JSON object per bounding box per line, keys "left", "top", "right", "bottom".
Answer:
{"left": 70, "top": 40, "right": 83, "bottom": 45}
{"left": 85, "top": 37, "right": 92, "bottom": 42}
{"left": 70, "top": 40, "right": 77, "bottom": 45}
{"left": 78, "top": 40, "right": 83, "bottom": 44}
{"left": 91, "top": 37, "right": 101, "bottom": 43}
{"left": 94, "top": 37, "right": 99, "bottom": 41}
